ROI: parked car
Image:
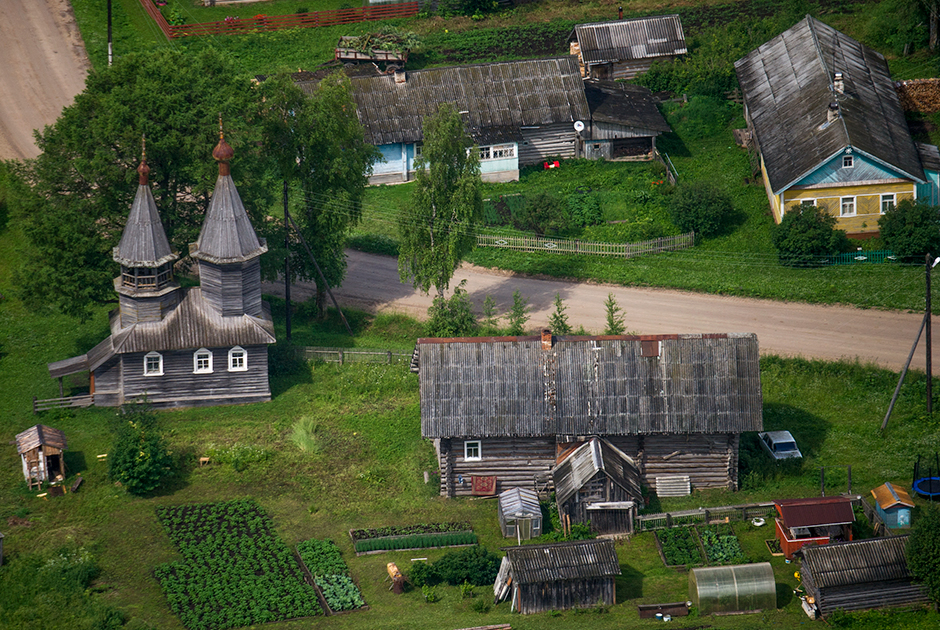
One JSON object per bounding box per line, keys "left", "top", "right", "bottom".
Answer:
{"left": 758, "top": 431, "right": 802, "bottom": 460}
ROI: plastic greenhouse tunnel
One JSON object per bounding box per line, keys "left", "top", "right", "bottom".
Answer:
{"left": 689, "top": 562, "right": 776, "bottom": 615}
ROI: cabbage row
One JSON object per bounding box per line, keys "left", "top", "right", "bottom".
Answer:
{"left": 297, "top": 538, "right": 365, "bottom": 612}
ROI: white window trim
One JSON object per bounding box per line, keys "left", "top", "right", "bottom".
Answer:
{"left": 800, "top": 199, "right": 816, "bottom": 207}
{"left": 840, "top": 196, "right": 856, "bottom": 217}
{"left": 228, "top": 346, "right": 248, "bottom": 372}
{"left": 193, "top": 348, "right": 213, "bottom": 374}
{"left": 144, "top": 351, "right": 163, "bottom": 377}
{"left": 881, "top": 193, "right": 895, "bottom": 214}
{"left": 464, "top": 440, "right": 482, "bottom": 461}
{"left": 842, "top": 155, "right": 854, "bottom": 168}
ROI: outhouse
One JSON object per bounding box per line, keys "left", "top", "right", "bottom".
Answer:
{"left": 16, "top": 424, "right": 67, "bottom": 489}
{"left": 871, "top": 482, "right": 914, "bottom": 529}
{"left": 498, "top": 487, "right": 542, "bottom": 540}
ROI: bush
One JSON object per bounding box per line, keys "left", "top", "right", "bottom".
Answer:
{"left": 108, "top": 403, "right": 175, "bottom": 495}
{"left": 772, "top": 205, "right": 850, "bottom": 267}
{"left": 667, "top": 181, "right": 733, "bottom": 238}
{"left": 506, "top": 290, "right": 530, "bottom": 336}
{"left": 431, "top": 546, "right": 502, "bottom": 586}
{"left": 567, "top": 189, "right": 603, "bottom": 228}
{"left": 426, "top": 281, "right": 478, "bottom": 337}
{"left": 908, "top": 503, "right": 940, "bottom": 604}
{"left": 878, "top": 199, "right": 940, "bottom": 263}
{"left": 410, "top": 560, "right": 440, "bottom": 587}
{"left": 513, "top": 192, "right": 567, "bottom": 235}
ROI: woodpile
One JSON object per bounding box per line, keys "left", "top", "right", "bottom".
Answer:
{"left": 896, "top": 79, "right": 940, "bottom": 113}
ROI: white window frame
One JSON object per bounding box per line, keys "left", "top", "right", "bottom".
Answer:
{"left": 193, "top": 348, "right": 213, "bottom": 374}
{"left": 881, "top": 193, "right": 895, "bottom": 214}
{"left": 840, "top": 196, "right": 856, "bottom": 217}
{"left": 800, "top": 199, "right": 816, "bottom": 207}
{"left": 228, "top": 346, "right": 247, "bottom": 372}
{"left": 842, "top": 155, "right": 854, "bottom": 169}
{"left": 478, "top": 143, "right": 516, "bottom": 162}
{"left": 413, "top": 143, "right": 422, "bottom": 159}
{"left": 464, "top": 440, "right": 481, "bottom": 461}
{"left": 144, "top": 352, "right": 163, "bottom": 377}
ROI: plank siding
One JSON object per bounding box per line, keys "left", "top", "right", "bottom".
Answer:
{"left": 519, "top": 123, "right": 581, "bottom": 164}
{"left": 198, "top": 259, "right": 263, "bottom": 318}
{"left": 119, "top": 345, "right": 270, "bottom": 408}
{"left": 118, "top": 289, "right": 181, "bottom": 326}
{"left": 516, "top": 578, "right": 615, "bottom": 614}
{"left": 558, "top": 472, "right": 635, "bottom": 526}
{"left": 442, "top": 437, "right": 555, "bottom": 497}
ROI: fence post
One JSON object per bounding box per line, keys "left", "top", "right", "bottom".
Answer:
{"left": 33, "top": 396, "right": 37, "bottom": 415}
{"left": 387, "top": 350, "right": 392, "bottom": 365}
{"left": 339, "top": 350, "right": 344, "bottom": 365}
{"left": 666, "top": 513, "right": 673, "bottom": 528}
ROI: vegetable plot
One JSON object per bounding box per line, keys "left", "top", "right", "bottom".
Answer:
{"left": 350, "top": 522, "right": 476, "bottom": 552}
{"left": 154, "top": 499, "right": 320, "bottom": 630}
{"left": 656, "top": 526, "right": 703, "bottom": 567}
{"left": 698, "top": 524, "right": 747, "bottom": 565}
{"left": 297, "top": 539, "right": 365, "bottom": 612}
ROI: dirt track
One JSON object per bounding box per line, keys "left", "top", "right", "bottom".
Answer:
{"left": 0, "top": 0, "right": 89, "bottom": 160}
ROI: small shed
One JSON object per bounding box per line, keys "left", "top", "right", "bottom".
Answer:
{"left": 498, "top": 539, "right": 621, "bottom": 614}
{"left": 774, "top": 497, "right": 854, "bottom": 559}
{"left": 871, "top": 482, "right": 914, "bottom": 529}
{"left": 689, "top": 563, "right": 776, "bottom": 615}
{"left": 800, "top": 536, "right": 929, "bottom": 617}
{"left": 553, "top": 437, "right": 641, "bottom": 536}
{"left": 569, "top": 15, "right": 687, "bottom": 80}
{"left": 16, "top": 425, "right": 67, "bottom": 489}
{"left": 498, "top": 487, "right": 542, "bottom": 540}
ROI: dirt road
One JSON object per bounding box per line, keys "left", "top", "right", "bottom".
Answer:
{"left": 0, "top": 0, "right": 89, "bottom": 160}
{"left": 265, "top": 250, "right": 934, "bottom": 372}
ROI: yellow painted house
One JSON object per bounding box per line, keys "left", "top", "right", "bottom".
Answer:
{"left": 735, "top": 16, "right": 940, "bottom": 238}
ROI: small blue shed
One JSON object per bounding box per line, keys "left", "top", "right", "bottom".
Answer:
{"left": 871, "top": 482, "right": 913, "bottom": 529}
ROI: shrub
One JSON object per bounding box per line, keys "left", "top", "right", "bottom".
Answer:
{"left": 432, "top": 546, "right": 502, "bottom": 586}
{"left": 548, "top": 293, "right": 572, "bottom": 335}
{"left": 878, "top": 199, "right": 940, "bottom": 263}
{"left": 772, "top": 205, "right": 850, "bottom": 267}
{"left": 603, "top": 293, "right": 626, "bottom": 335}
{"left": 908, "top": 503, "right": 940, "bottom": 604}
{"left": 567, "top": 189, "right": 603, "bottom": 227}
{"left": 470, "top": 597, "right": 491, "bottom": 613}
{"left": 513, "top": 192, "right": 567, "bottom": 235}
{"left": 507, "top": 290, "right": 530, "bottom": 335}
{"left": 426, "top": 281, "right": 478, "bottom": 337}
{"left": 108, "top": 403, "right": 174, "bottom": 495}
{"left": 667, "top": 181, "right": 733, "bottom": 239}
{"left": 409, "top": 560, "right": 440, "bottom": 587}
{"left": 460, "top": 580, "right": 474, "bottom": 598}
{"left": 422, "top": 584, "right": 441, "bottom": 603}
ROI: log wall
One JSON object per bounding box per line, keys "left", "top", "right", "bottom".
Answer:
{"left": 440, "top": 437, "right": 555, "bottom": 497}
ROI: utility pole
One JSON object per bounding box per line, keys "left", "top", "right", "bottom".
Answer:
{"left": 107, "top": 0, "right": 113, "bottom": 67}
{"left": 284, "top": 180, "right": 291, "bottom": 342}
{"left": 928, "top": 254, "right": 940, "bottom": 414}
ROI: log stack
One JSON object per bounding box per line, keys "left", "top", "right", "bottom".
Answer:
{"left": 896, "top": 79, "right": 940, "bottom": 114}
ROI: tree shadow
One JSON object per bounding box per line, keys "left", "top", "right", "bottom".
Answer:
{"left": 776, "top": 582, "right": 794, "bottom": 608}
{"left": 616, "top": 563, "right": 646, "bottom": 601}
{"left": 64, "top": 450, "right": 87, "bottom": 475}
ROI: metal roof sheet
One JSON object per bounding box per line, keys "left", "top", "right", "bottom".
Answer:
{"left": 16, "top": 425, "right": 67, "bottom": 454}
{"left": 191, "top": 175, "right": 267, "bottom": 264}
{"left": 348, "top": 57, "right": 590, "bottom": 146}
{"left": 871, "top": 482, "right": 914, "bottom": 510}
{"left": 418, "top": 333, "right": 763, "bottom": 438}
{"left": 553, "top": 437, "right": 641, "bottom": 506}
{"left": 734, "top": 16, "right": 925, "bottom": 193}
{"left": 572, "top": 16, "right": 687, "bottom": 65}
{"left": 774, "top": 496, "right": 855, "bottom": 528}
{"left": 114, "top": 184, "right": 177, "bottom": 268}
{"left": 801, "top": 536, "right": 916, "bottom": 588}
{"left": 504, "top": 539, "right": 620, "bottom": 584}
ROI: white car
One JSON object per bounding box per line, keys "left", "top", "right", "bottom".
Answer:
{"left": 758, "top": 430, "right": 802, "bottom": 460}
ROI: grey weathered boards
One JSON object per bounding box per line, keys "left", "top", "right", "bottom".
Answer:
{"left": 46, "top": 135, "right": 275, "bottom": 409}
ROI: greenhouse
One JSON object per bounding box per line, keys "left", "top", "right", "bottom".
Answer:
{"left": 689, "top": 563, "right": 776, "bottom": 615}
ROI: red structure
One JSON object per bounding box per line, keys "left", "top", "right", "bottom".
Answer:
{"left": 774, "top": 497, "right": 854, "bottom": 560}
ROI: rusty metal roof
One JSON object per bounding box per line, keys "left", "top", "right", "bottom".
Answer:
{"left": 190, "top": 174, "right": 267, "bottom": 265}
{"left": 774, "top": 496, "right": 855, "bottom": 528}
{"left": 801, "top": 536, "right": 918, "bottom": 588}
{"left": 571, "top": 16, "right": 687, "bottom": 66}
{"left": 347, "top": 57, "right": 590, "bottom": 146}
{"left": 418, "top": 333, "right": 763, "bottom": 439}
{"left": 113, "top": 180, "right": 177, "bottom": 268}
{"left": 871, "top": 482, "right": 914, "bottom": 510}
{"left": 734, "top": 16, "right": 925, "bottom": 194}
{"left": 16, "top": 425, "right": 66, "bottom": 454}
{"left": 504, "top": 539, "right": 620, "bottom": 584}
{"left": 553, "top": 437, "right": 641, "bottom": 507}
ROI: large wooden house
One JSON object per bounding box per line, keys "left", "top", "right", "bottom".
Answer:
{"left": 569, "top": 16, "right": 687, "bottom": 81}
{"left": 414, "top": 331, "right": 763, "bottom": 497}
{"left": 735, "top": 16, "right": 940, "bottom": 237}
{"left": 47, "top": 136, "right": 275, "bottom": 408}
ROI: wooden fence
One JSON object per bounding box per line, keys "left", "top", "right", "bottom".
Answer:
{"left": 301, "top": 346, "right": 412, "bottom": 365}
{"left": 635, "top": 501, "right": 776, "bottom": 532}
{"left": 139, "top": 0, "right": 419, "bottom": 40}
{"left": 476, "top": 232, "right": 694, "bottom": 258}
{"left": 32, "top": 395, "right": 94, "bottom": 414}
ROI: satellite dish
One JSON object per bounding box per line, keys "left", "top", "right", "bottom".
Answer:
{"left": 574, "top": 120, "right": 585, "bottom": 132}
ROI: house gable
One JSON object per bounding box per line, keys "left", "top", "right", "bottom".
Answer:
{"left": 793, "top": 149, "right": 920, "bottom": 189}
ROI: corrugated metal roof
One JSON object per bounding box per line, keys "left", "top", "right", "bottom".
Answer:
{"left": 553, "top": 437, "right": 641, "bottom": 506}
{"left": 504, "top": 539, "right": 620, "bottom": 584}
{"left": 734, "top": 16, "right": 925, "bottom": 194}
{"left": 584, "top": 81, "right": 671, "bottom": 131}
{"left": 16, "top": 425, "right": 67, "bottom": 454}
{"left": 113, "top": 183, "right": 177, "bottom": 268}
{"left": 775, "top": 496, "right": 855, "bottom": 528}
{"left": 801, "top": 536, "right": 917, "bottom": 588}
{"left": 418, "top": 333, "right": 763, "bottom": 438}
{"left": 571, "top": 16, "right": 687, "bottom": 65}
{"left": 348, "top": 57, "right": 590, "bottom": 146}
{"left": 191, "top": 175, "right": 267, "bottom": 265}
{"left": 871, "top": 482, "right": 914, "bottom": 510}
{"left": 499, "top": 487, "right": 541, "bottom": 519}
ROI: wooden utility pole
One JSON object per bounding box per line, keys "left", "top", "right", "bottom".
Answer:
{"left": 107, "top": 0, "right": 113, "bottom": 66}
{"left": 928, "top": 253, "right": 934, "bottom": 414}
{"left": 284, "top": 180, "right": 291, "bottom": 342}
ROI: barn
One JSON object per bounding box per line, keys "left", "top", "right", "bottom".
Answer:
{"left": 16, "top": 424, "right": 67, "bottom": 489}
{"left": 414, "top": 331, "right": 763, "bottom": 497}
{"left": 800, "top": 536, "right": 930, "bottom": 617}
{"left": 495, "top": 539, "right": 621, "bottom": 614}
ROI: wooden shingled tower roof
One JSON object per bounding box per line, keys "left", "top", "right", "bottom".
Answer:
{"left": 113, "top": 146, "right": 177, "bottom": 268}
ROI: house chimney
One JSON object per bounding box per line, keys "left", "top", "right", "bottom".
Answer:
{"left": 833, "top": 72, "right": 844, "bottom": 94}
{"left": 541, "top": 328, "right": 553, "bottom": 351}
{"left": 827, "top": 102, "right": 839, "bottom": 123}
{"left": 394, "top": 69, "right": 406, "bottom": 84}
{"left": 618, "top": 5, "right": 623, "bottom": 19}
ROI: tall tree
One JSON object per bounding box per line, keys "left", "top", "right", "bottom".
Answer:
{"left": 258, "top": 73, "right": 378, "bottom": 317}
{"left": 397, "top": 104, "right": 482, "bottom": 300}
{"left": 11, "top": 47, "right": 272, "bottom": 319}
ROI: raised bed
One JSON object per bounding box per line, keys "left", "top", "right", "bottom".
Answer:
{"left": 697, "top": 523, "right": 748, "bottom": 565}
{"left": 350, "top": 522, "right": 476, "bottom": 554}
{"left": 654, "top": 526, "right": 705, "bottom": 571}
{"left": 296, "top": 539, "right": 367, "bottom": 615}
{"left": 765, "top": 538, "right": 784, "bottom": 556}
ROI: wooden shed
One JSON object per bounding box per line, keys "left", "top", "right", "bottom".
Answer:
{"left": 871, "top": 482, "right": 913, "bottom": 529}
{"left": 774, "top": 497, "right": 854, "bottom": 559}
{"left": 497, "top": 539, "right": 621, "bottom": 614}
{"left": 800, "top": 536, "right": 929, "bottom": 617}
{"left": 553, "top": 437, "right": 641, "bottom": 536}
{"left": 16, "top": 424, "right": 66, "bottom": 489}
{"left": 569, "top": 16, "right": 687, "bottom": 80}
{"left": 498, "top": 487, "right": 542, "bottom": 540}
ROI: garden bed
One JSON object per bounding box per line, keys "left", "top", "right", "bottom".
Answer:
{"left": 296, "top": 539, "right": 367, "bottom": 615}
{"left": 350, "top": 522, "right": 476, "bottom": 553}
{"left": 765, "top": 538, "right": 784, "bottom": 556}
{"left": 697, "top": 523, "right": 748, "bottom": 565}
{"left": 654, "top": 526, "right": 705, "bottom": 570}
{"left": 154, "top": 499, "right": 320, "bottom": 630}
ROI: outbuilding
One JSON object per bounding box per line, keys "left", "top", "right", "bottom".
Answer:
{"left": 774, "top": 496, "right": 854, "bottom": 559}
{"left": 498, "top": 487, "right": 542, "bottom": 540}
{"left": 16, "top": 424, "right": 67, "bottom": 489}
{"left": 871, "top": 482, "right": 914, "bottom": 529}
{"left": 689, "top": 563, "right": 776, "bottom": 615}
